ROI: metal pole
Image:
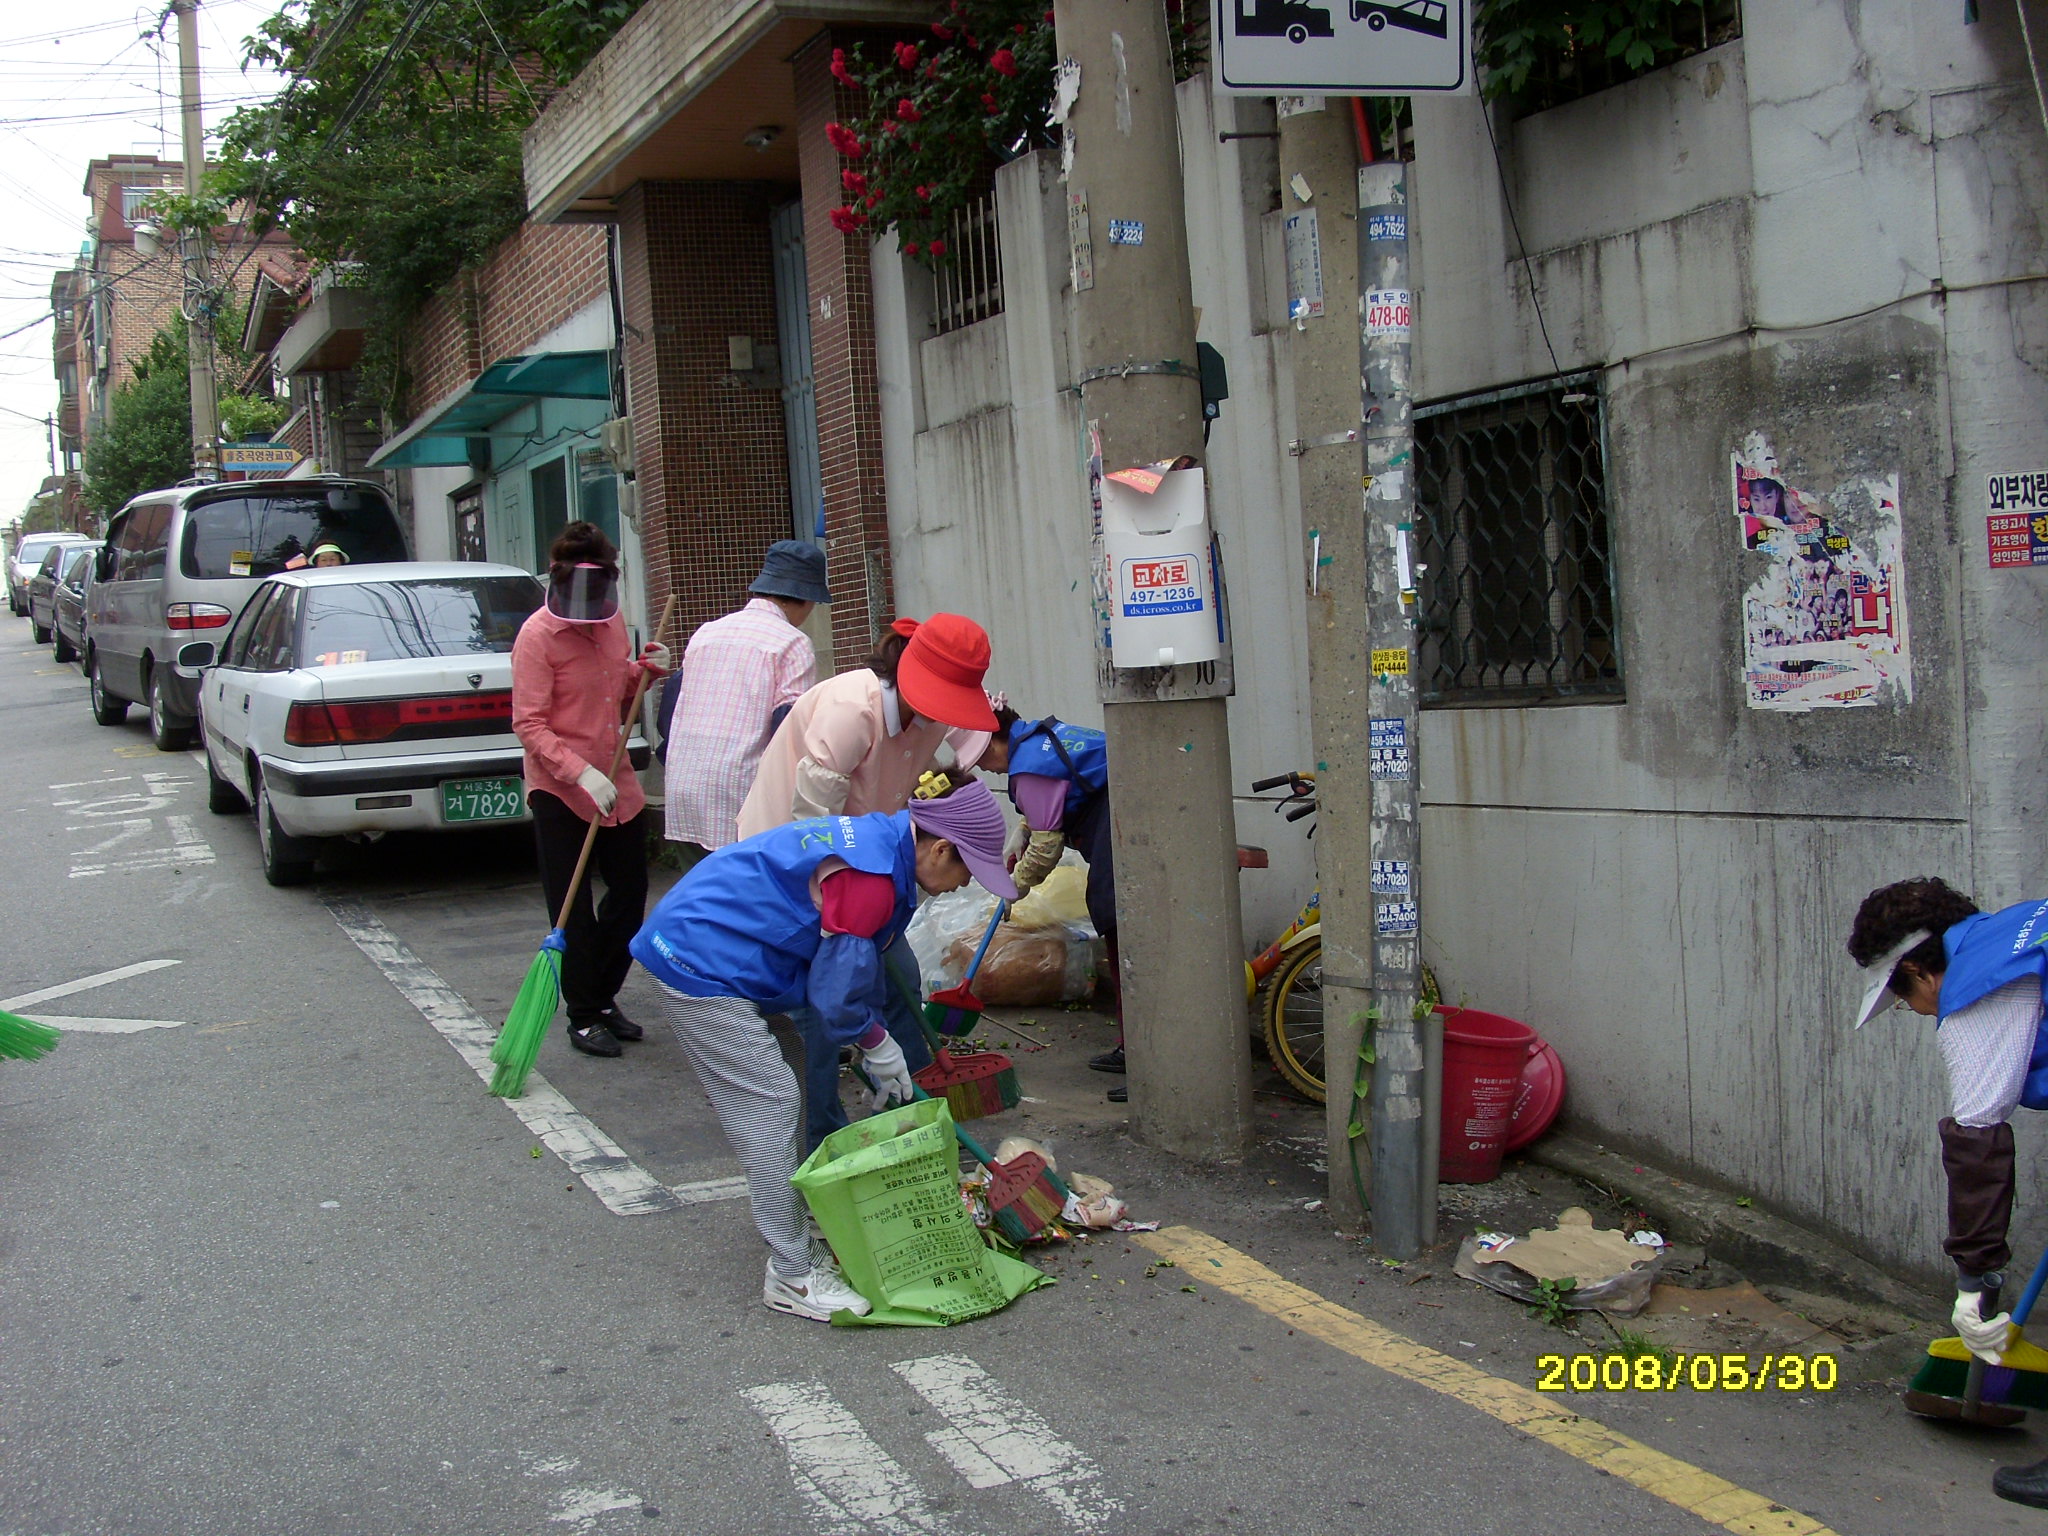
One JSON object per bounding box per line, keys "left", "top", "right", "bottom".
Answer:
{"left": 1360, "top": 161, "right": 1426, "bottom": 1258}
{"left": 1055, "top": 0, "right": 1251, "bottom": 1160}
{"left": 171, "top": 0, "right": 220, "bottom": 481}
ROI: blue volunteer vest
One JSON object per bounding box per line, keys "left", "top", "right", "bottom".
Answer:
{"left": 1938, "top": 898, "right": 2048, "bottom": 1111}
{"left": 630, "top": 811, "right": 918, "bottom": 1011}
{"left": 1005, "top": 718, "right": 1110, "bottom": 825}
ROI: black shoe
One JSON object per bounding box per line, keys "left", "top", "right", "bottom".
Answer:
{"left": 1995, "top": 1458, "right": 2048, "bottom": 1508}
{"left": 1089, "top": 1046, "right": 1126, "bottom": 1074}
{"left": 598, "top": 1007, "right": 643, "bottom": 1042}
{"left": 568, "top": 1020, "right": 624, "bottom": 1057}
{"left": 1107, "top": 1085, "right": 1127, "bottom": 1103}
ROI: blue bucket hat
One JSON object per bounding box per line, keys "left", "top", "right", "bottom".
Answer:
{"left": 749, "top": 540, "right": 831, "bottom": 605}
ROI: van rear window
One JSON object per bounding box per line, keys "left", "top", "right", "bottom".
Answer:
{"left": 180, "top": 491, "right": 406, "bottom": 579}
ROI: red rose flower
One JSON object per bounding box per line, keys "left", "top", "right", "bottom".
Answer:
{"left": 963, "top": 32, "right": 978, "bottom": 48}
{"left": 1044, "top": 9, "right": 1054, "bottom": 21}
{"left": 825, "top": 122, "right": 865, "bottom": 158}
{"left": 989, "top": 47, "right": 1018, "bottom": 77}
{"left": 1014, "top": 22, "right": 1027, "bottom": 34}
{"left": 896, "top": 97, "right": 922, "bottom": 122}
{"left": 840, "top": 169, "right": 867, "bottom": 193}
{"left": 829, "top": 47, "right": 857, "bottom": 87}
{"left": 904, "top": 240, "right": 922, "bottom": 256}
{"left": 915, "top": 184, "right": 931, "bottom": 200}
{"left": 929, "top": 238, "right": 947, "bottom": 256}
{"left": 864, "top": 188, "right": 882, "bottom": 206}
{"left": 931, "top": 22, "right": 953, "bottom": 40}
{"left": 893, "top": 41, "right": 919, "bottom": 70}
{"left": 828, "top": 206, "right": 863, "bottom": 233}
{"left": 982, "top": 91, "right": 999, "bottom": 113}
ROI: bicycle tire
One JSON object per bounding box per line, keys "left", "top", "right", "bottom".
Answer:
{"left": 1260, "top": 936, "right": 1326, "bottom": 1102}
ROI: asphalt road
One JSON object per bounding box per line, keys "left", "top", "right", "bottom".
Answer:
{"left": 0, "top": 618, "right": 2041, "bottom": 1536}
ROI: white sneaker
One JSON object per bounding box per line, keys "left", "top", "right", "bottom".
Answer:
{"left": 764, "top": 1260, "right": 873, "bottom": 1321}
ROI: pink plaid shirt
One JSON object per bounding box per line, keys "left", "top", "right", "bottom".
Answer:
{"left": 662, "top": 597, "right": 817, "bottom": 847}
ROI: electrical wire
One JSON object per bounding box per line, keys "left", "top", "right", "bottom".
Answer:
{"left": 1476, "top": 90, "right": 1565, "bottom": 381}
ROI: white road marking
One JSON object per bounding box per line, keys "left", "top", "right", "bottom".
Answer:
{"left": 892, "top": 1355, "right": 1122, "bottom": 1532}
{"left": 670, "top": 1175, "right": 751, "bottom": 1204}
{"left": 325, "top": 899, "right": 730, "bottom": 1217}
{"left": 0, "top": 958, "right": 180, "bottom": 1011}
{"left": 55, "top": 774, "right": 214, "bottom": 877}
{"left": 548, "top": 1486, "right": 644, "bottom": 1530}
{"left": 29, "top": 1016, "right": 186, "bottom": 1034}
{"left": 48, "top": 775, "right": 130, "bottom": 790}
{"left": 744, "top": 1382, "right": 957, "bottom": 1536}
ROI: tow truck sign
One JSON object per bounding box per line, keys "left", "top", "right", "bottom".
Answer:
{"left": 1118, "top": 554, "right": 1205, "bottom": 617}
{"left": 1212, "top": 0, "right": 1472, "bottom": 95}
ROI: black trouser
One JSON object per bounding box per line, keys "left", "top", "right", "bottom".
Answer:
{"left": 530, "top": 790, "right": 648, "bottom": 1027}
{"left": 1068, "top": 792, "right": 1121, "bottom": 1027}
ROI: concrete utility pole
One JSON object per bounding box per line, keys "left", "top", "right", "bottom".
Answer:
{"left": 1359, "top": 161, "right": 1428, "bottom": 1258}
{"left": 171, "top": 0, "right": 220, "bottom": 481}
{"left": 1055, "top": 0, "right": 1251, "bottom": 1160}
{"left": 1274, "top": 103, "right": 1376, "bottom": 1231}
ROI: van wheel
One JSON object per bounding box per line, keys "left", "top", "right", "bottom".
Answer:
{"left": 147, "top": 667, "right": 195, "bottom": 751}
{"left": 87, "top": 650, "right": 128, "bottom": 726}
{"left": 255, "top": 773, "right": 317, "bottom": 887}
{"left": 52, "top": 627, "right": 75, "bottom": 664}
{"left": 31, "top": 616, "right": 50, "bottom": 645}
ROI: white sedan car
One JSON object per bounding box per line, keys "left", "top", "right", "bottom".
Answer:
{"left": 184, "top": 562, "right": 642, "bottom": 886}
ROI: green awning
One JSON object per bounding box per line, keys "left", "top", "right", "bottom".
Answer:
{"left": 369, "top": 349, "right": 613, "bottom": 469}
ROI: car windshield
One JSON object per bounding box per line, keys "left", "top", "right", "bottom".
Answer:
{"left": 181, "top": 489, "right": 407, "bottom": 579}
{"left": 18, "top": 535, "right": 74, "bottom": 569}
{"left": 297, "top": 576, "right": 542, "bottom": 666}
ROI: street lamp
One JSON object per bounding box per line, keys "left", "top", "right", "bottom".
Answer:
{"left": 132, "top": 221, "right": 163, "bottom": 259}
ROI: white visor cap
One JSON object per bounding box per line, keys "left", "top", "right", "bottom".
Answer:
{"left": 1854, "top": 929, "right": 1933, "bottom": 1028}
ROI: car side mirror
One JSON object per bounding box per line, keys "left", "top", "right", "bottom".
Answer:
{"left": 175, "top": 640, "right": 217, "bottom": 670}
{"left": 95, "top": 548, "right": 115, "bottom": 581}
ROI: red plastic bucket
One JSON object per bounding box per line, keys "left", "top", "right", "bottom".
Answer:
{"left": 1436, "top": 1005, "right": 1538, "bottom": 1183}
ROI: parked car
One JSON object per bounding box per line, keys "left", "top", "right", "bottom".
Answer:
{"left": 86, "top": 478, "right": 408, "bottom": 751}
{"left": 8, "top": 530, "right": 90, "bottom": 616}
{"left": 183, "top": 563, "right": 647, "bottom": 886}
{"left": 51, "top": 542, "right": 100, "bottom": 664}
{"left": 32, "top": 541, "right": 100, "bottom": 653}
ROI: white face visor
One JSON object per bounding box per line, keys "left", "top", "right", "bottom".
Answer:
{"left": 1854, "top": 929, "right": 1933, "bottom": 1028}
{"left": 546, "top": 563, "right": 619, "bottom": 623}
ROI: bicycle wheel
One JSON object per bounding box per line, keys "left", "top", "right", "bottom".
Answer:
{"left": 1260, "top": 937, "right": 1326, "bottom": 1101}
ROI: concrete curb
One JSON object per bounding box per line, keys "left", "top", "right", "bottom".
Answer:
{"left": 1522, "top": 1134, "right": 1942, "bottom": 1323}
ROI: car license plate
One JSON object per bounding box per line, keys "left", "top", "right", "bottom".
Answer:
{"left": 441, "top": 777, "right": 526, "bottom": 823}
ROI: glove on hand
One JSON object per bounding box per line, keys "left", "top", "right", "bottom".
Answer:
{"left": 861, "top": 1032, "right": 915, "bottom": 1111}
{"left": 577, "top": 764, "right": 619, "bottom": 816}
{"left": 1954, "top": 1288, "right": 2014, "bottom": 1365}
{"left": 1012, "top": 829, "right": 1065, "bottom": 894}
{"left": 639, "top": 642, "right": 672, "bottom": 677}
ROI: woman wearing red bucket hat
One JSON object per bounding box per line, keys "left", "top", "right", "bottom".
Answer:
{"left": 737, "top": 613, "right": 999, "bottom": 1150}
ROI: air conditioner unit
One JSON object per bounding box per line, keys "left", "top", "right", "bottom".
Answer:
{"left": 601, "top": 417, "right": 634, "bottom": 478}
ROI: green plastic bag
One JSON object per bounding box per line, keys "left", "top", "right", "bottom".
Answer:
{"left": 793, "top": 1096, "right": 1049, "bottom": 1326}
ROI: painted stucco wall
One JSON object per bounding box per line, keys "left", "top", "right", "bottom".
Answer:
{"left": 873, "top": 88, "right": 1320, "bottom": 947}
{"left": 1407, "top": 0, "right": 2047, "bottom": 1282}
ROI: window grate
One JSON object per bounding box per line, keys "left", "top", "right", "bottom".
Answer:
{"left": 1413, "top": 375, "right": 1621, "bottom": 706}
{"left": 932, "top": 186, "right": 1003, "bottom": 336}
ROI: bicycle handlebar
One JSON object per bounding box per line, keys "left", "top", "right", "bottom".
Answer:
{"left": 1249, "top": 773, "right": 1294, "bottom": 793}
{"left": 1284, "top": 800, "right": 1318, "bottom": 822}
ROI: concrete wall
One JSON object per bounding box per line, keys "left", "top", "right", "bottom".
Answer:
{"left": 872, "top": 86, "right": 1320, "bottom": 945}
{"left": 1406, "top": 0, "right": 2047, "bottom": 1282}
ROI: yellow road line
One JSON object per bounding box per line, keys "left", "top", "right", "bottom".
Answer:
{"left": 1137, "top": 1226, "right": 1839, "bottom": 1536}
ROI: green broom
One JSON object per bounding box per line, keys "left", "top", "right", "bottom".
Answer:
{"left": 0, "top": 1009, "right": 61, "bottom": 1061}
{"left": 489, "top": 594, "right": 676, "bottom": 1098}
{"left": 1905, "top": 1244, "right": 2048, "bottom": 1422}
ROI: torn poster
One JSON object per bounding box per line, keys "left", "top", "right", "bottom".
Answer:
{"left": 1734, "top": 432, "right": 1910, "bottom": 711}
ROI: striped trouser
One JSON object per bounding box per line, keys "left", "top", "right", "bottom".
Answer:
{"left": 654, "top": 983, "right": 817, "bottom": 1279}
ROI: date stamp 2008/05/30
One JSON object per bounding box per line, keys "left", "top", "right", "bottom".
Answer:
{"left": 1536, "top": 1353, "right": 1839, "bottom": 1393}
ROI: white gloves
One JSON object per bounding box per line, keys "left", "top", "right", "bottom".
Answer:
{"left": 1012, "top": 829, "right": 1065, "bottom": 894}
{"left": 639, "top": 642, "right": 672, "bottom": 676}
{"left": 1954, "top": 1288, "right": 2014, "bottom": 1365}
{"left": 576, "top": 764, "right": 619, "bottom": 816}
{"left": 861, "top": 1033, "right": 915, "bottom": 1110}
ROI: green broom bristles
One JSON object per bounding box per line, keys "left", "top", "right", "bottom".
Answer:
{"left": 489, "top": 938, "right": 564, "bottom": 1098}
{"left": 1908, "top": 1334, "right": 2048, "bottom": 1412}
{"left": 0, "top": 1009, "right": 61, "bottom": 1062}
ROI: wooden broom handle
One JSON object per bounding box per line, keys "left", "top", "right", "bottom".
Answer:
{"left": 552, "top": 592, "right": 679, "bottom": 933}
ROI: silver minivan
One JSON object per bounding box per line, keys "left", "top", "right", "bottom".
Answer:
{"left": 86, "top": 478, "right": 409, "bottom": 749}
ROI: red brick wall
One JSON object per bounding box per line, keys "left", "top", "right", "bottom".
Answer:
{"left": 794, "top": 32, "right": 895, "bottom": 665}
{"left": 616, "top": 180, "right": 794, "bottom": 643}
{"left": 406, "top": 222, "right": 611, "bottom": 410}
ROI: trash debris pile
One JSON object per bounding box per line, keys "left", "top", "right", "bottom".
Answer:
{"left": 1454, "top": 1206, "right": 1667, "bottom": 1316}
{"left": 907, "top": 861, "right": 1104, "bottom": 1005}
{"left": 957, "top": 1134, "right": 1157, "bottom": 1251}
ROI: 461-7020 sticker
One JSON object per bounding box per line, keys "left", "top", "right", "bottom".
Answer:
{"left": 1536, "top": 1353, "right": 1837, "bottom": 1393}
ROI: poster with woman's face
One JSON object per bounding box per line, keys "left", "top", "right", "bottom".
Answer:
{"left": 1733, "top": 439, "right": 1910, "bottom": 711}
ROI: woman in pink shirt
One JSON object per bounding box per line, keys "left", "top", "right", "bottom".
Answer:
{"left": 511, "top": 523, "right": 670, "bottom": 1059}
{"left": 736, "top": 612, "right": 998, "bottom": 1149}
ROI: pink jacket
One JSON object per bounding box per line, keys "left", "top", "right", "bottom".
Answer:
{"left": 736, "top": 667, "right": 989, "bottom": 838}
{"left": 511, "top": 606, "right": 646, "bottom": 827}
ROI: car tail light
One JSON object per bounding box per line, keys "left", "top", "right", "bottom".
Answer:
{"left": 167, "top": 602, "right": 232, "bottom": 630}
{"left": 284, "top": 691, "right": 511, "bottom": 747}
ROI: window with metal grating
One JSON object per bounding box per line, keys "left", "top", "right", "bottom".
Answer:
{"left": 1413, "top": 374, "right": 1621, "bottom": 706}
{"left": 932, "top": 186, "right": 1004, "bottom": 336}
